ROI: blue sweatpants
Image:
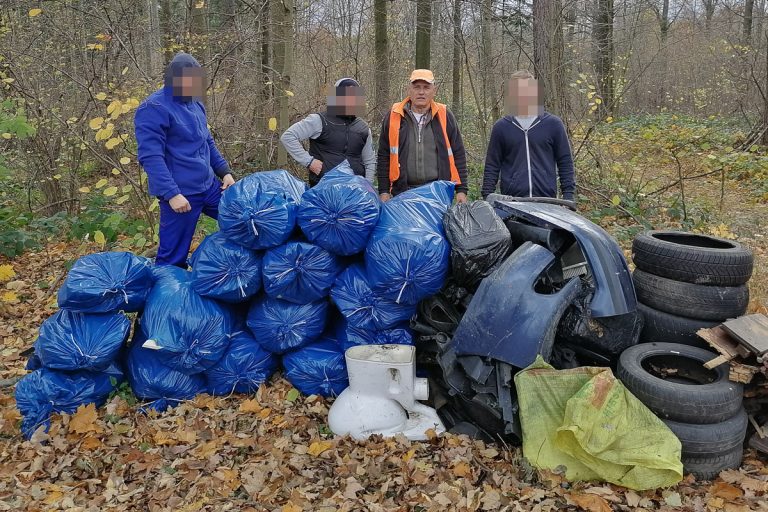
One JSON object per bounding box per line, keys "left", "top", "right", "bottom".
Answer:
{"left": 156, "top": 181, "right": 222, "bottom": 267}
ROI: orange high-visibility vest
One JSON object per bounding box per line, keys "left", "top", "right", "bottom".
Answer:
{"left": 387, "top": 98, "right": 461, "bottom": 192}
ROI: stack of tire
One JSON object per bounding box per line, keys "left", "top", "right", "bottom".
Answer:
{"left": 631, "top": 230, "right": 753, "bottom": 347}
{"left": 618, "top": 342, "right": 747, "bottom": 480}
{"left": 621, "top": 230, "right": 754, "bottom": 479}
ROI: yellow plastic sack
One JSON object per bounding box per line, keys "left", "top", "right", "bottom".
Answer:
{"left": 514, "top": 356, "right": 683, "bottom": 490}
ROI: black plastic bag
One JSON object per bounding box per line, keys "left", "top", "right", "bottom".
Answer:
{"left": 444, "top": 201, "right": 512, "bottom": 288}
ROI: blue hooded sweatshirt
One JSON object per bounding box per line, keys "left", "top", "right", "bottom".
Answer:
{"left": 481, "top": 112, "right": 575, "bottom": 200}
{"left": 135, "top": 53, "right": 230, "bottom": 201}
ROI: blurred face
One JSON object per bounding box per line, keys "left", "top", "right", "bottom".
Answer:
{"left": 326, "top": 85, "right": 366, "bottom": 116}
{"left": 172, "top": 67, "right": 206, "bottom": 99}
{"left": 506, "top": 78, "right": 543, "bottom": 116}
{"left": 408, "top": 81, "right": 436, "bottom": 111}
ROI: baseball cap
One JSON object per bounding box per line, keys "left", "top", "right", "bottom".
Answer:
{"left": 409, "top": 69, "right": 435, "bottom": 84}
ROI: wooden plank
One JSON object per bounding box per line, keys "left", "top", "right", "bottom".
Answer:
{"left": 697, "top": 326, "right": 752, "bottom": 359}
{"left": 704, "top": 354, "right": 732, "bottom": 369}
{"left": 723, "top": 314, "right": 768, "bottom": 356}
{"left": 729, "top": 362, "right": 760, "bottom": 384}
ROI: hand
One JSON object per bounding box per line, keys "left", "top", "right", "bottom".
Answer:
{"left": 220, "top": 173, "right": 235, "bottom": 190}
{"left": 308, "top": 159, "right": 323, "bottom": 175}
{"left": 169, "top": 194, "right": 191, "bottom": 213}
{"left": 455, "top": 192, "right": 468, "bottom": 204}
{"left": 379, "top": 193, "right": 392, "bottom": 202}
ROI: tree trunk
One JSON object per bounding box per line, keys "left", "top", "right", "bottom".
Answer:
{"left": 480, "top": 0, "right": 492, "bottom": 129}
{"left": 704, "top": 0, "right": 716, "bottom": 29}
{"left": 744, "top": 0, "right": 755, "bottom": 43}
{"left": 374, "top": 0, "right": 390, "bottom": 122}
{"left": 146, "top": 0, "right": 162, "bottom": 76}
{"left": 451, "top": 0, "right": 462, "bottom": 114}
{"left": 415, "top": 0, "right": 432, "bottom": 68}
{"left": 533, "top": 0, "right": 567, "bottom": 117}
{"left": 660, "top": 0, "right": 670, "bottom": 42}
{"left": 592, "top": 0, "right": 614, "bottom": 117}
{"left": 160, "top": 0, "right": 175, "bottom": 66}
{"left": 273, "top": 0, "right": 294, "bottom": 166}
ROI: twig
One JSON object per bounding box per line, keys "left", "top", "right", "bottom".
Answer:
{"left": 577, "top": 183, "right": 647, "bottom": 226}
{"left": 0, "top": 376, "right": 22, "bottom": 389}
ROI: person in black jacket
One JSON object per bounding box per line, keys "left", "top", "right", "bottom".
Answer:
{"left": 280, "top": 78, "right": 375, "bottom": 186}
{"left": 482, "top": 70, "right": 576, "bottom": 201}
{"left": 377, "top": 69, "right": 468, "bottom": 202}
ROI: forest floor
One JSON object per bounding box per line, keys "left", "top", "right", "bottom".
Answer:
{"left": 1, "top": 153, "right": 768, "bottom": 511}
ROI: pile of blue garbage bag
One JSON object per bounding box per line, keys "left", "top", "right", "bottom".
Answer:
{"left": 14, "top": 162, "right": 456, "bottom": 438}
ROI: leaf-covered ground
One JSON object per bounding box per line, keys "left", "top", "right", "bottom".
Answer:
{"left": 2, "top": 182, "right": 768, "bottom": 510}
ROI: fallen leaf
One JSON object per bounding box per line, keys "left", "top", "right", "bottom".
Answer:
{"left": 29, "top": 8, "right": 42, "bottom": 17}
{"left": 452, "top": 461, "right": 472, "bottom": 477}
{"left": 239, "top": 399, "right": 262, "bottom": 413}
{"left": 663, "top": 490, "right": 682, "bottom": 507}
{"left": 711, "top": 481, "right": 743, "bottom": 500}
{"left": 307, "top": 441, "right": 333, "bottom": 457}
{"left": 0, "top": 264, "right": 16, "bottom": 281}
{"left": 568, "top": 493, "right": 612, "bottom": 512}
{"left": 625, "top": 490, "right": 641, "bottom": 507}
{"left": 68, "top": 403, "right": 101, "bottom": 434}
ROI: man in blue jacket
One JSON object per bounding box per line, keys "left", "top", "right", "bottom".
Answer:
{"left": 482, "top": 70, "right": 576, "bottom": 201}
{"left": 135, "top": 52, "right": 235, "bottom": 267}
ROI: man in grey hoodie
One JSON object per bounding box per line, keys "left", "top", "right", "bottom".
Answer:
{"left": 280, "top": 78, "right": 376, "bottom": 186}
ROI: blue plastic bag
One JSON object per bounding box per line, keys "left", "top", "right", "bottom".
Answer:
{"left": 58, "top": 252, "right": 153, "bottom": 313}
{"left": 34, "top": 310, "right": 130, "bottom": 371}
{"left": 126, "top": 338, "right": 206, "bottom": 413}
{"left": 150, "top": 263, "right": 192, "bottom": 283}
{"left": 330, "top": 263, "right": 416, "bottom": 330}
{"left": 15, "top": 365, "right": 123, "bottom": 439}
{"left": 205, "top": 330, "right": 278, "bottom": 395}
{"left": 140, "top": 267, "right": 233, "bottom": 374}
{"left": 297, "top": 163, "right": 381, "bottom": 256}
{"left": 282, "top": 338, "right": 348, "bottom": 397}
{"left": 262, "top": 241, "right": 343, "bottom": 304}
{"left": 246, "top": 296, "right": 328, "bottom": 354}
{"left": 190, "top": 231, "right": 263, "bottom": 303}
{"left": 365, "top": 181, "right": 454, "bottom": 305}
{"left": 218, "top": 170, "right": 307, "bottom": 250}
{"left": 335, "top": 318, "right": 414, "bottom": 351}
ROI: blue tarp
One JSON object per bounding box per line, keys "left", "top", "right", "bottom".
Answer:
{"left": 15, "top": 365, "right": 123, "bottom": 439}
{"left": 218, "top": 170, "right": 307, "bottom": 250}
{"left": 282, "top": 338, "right": 348, "bottom": 397}
{"left": 365, "top": 181, "right": 454, "bottom": 305}
{"left": 262, "top": 241, "right": 343, "bottom": 304}
{"left": 190, "top": 231, "right": 263, "bottom": 303}
{"left": 140, "top": 266, "right": 233, "bottom": 374}
{"left": 330, "top": 263, "right": 416, "bottom": 330}
{"left": 246, "top": 296, "right": 328, "bottom": 354}
{"left": 33, "top": 310, "right": 130, "bottom": 371}
{"left": 297, "top": 162, "right": 381, "bottom": 256}
{"left": 205, "top": 330, "right": 278, "bottom": 395}
{"left": 58, "top": 252, "right": 153, "bottom": 313}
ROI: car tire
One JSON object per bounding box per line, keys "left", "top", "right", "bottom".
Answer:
{"left": 632, "top": 270, "right": 749, "bottom": 321}
{"left": 682, "top": 446, "right": 744, "bottom": 481}
{"left": 663, "top": 408, "right": 748, "bottom": 456}
{"left": 632, "top": 231, "right": 753, "bottom": 286}
{"left": 638, "top": 302, "right": 719, "bottom": 348}
{"left": 617, "top": 343, "right": 743, "bottom": 424}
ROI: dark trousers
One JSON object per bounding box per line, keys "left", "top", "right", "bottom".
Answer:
{"left": 156, "top": 180, "right": 221, "bottom": 267}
